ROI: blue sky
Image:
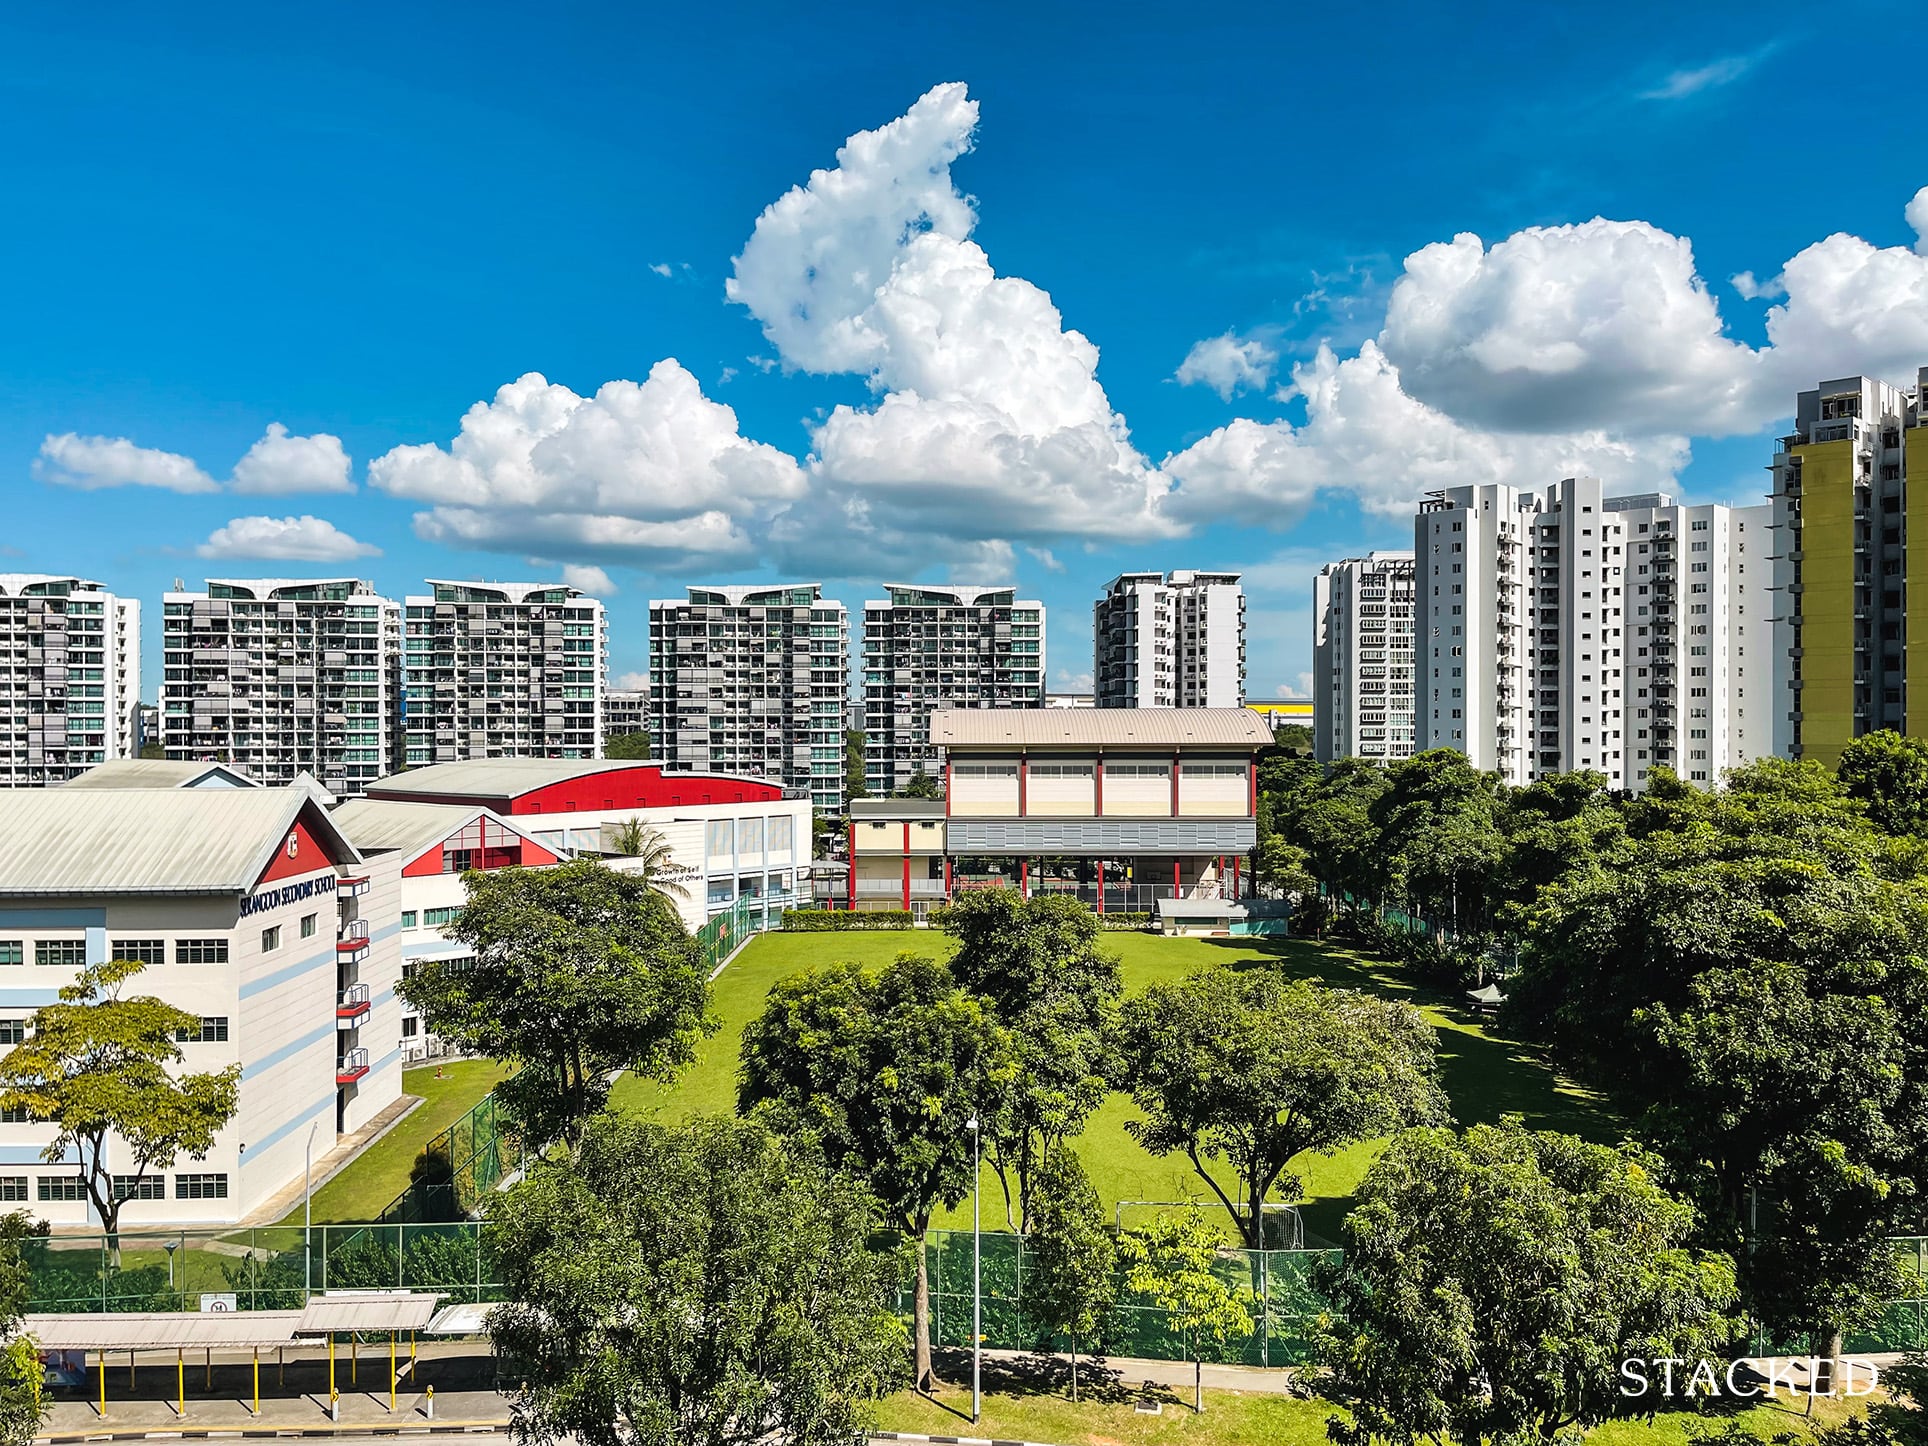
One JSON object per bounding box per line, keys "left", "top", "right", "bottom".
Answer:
{"left": 4, "top": 0, "right": 1928, "bottom": 699}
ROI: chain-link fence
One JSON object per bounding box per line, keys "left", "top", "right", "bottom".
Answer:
{"left": 377, "top": 1091, "right": 521, "bottom": 1225}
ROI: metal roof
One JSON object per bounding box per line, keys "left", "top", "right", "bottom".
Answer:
{"left": 331, "top": 799, "right": 493, "bottom": 858}
{"left": 296, "top": 1292, "right": 443, "bottom": 1334}
{"left": 21, "top": 1311, "right": 306, "bottom": 1351}
{"left": 850, "top": 798, "right": 946, "bottom": 818}
{"left": 930, "top": 708, "right": 1275, "bottom": 750}
{"left": 62, "top": 760, "right": 258, "bottom": 790}
{"left": 0, "top": 789, "right": 361, "bottom": 896}
{"left": 366, "top": 758, "right": 653, "bottom": 799}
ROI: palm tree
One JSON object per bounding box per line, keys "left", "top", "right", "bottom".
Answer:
{"left": 607, "top": 818, "right": 691, "bottom": 902}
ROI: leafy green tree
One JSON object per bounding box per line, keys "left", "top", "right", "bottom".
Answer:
{"left": 137, "top": 741, "right": 165, "bottom": 760}
{"left": 489, "top": 1113, "right": 905, "bottom": 1446}
{"left": 934, "top": 890, "right": 1120, "bottom": 1227}
{"left": 1251, "top": 833, "right": 1317, "bottom": 904}
{"left": 0, "top": 959, "right": 239, "bottom": 1239}
{"left": 1318, "top": 1119, "right": 1739, "bottom": 1446}
{"left": 0, "top": 1213, "right": 46, "bottom": 1446}
{"left": 605, "top": 818, "right": 692, "bottom": 902}
{"left": 1118, "top": 968, "right": 1447, "bottom": 1249}
{"left": 1369, "top": 750, "right": 1506, "bottom": 936}
{"left": 1119, "top": 1206, "right": 1254, "bottom": 1413}
{"left": 1493, "top": 770, "right": 1629, "bottom": 914}
{"left": 1272, "top": 722, "right": 1314, "bottom": 754}
{"left": 399, "top": 860, "right": 713, "bottom": 1148}
{"left": 605, "top": 730, "right": 652, "bottom": 761}
{"left": 1023, "top": 1146, "right": 1116, "bottom": 1401}
{"left": 738, "top": 955, "right": 1018, "bottom": 1391}
{"left": 1838, "top": 730, "right": 1928, "bottom": 836}
{"left": 844, "top": 729, "right": 869, "bottom": 803}
{"left": 895, "top": 768, "right": 944, "bottom": 801}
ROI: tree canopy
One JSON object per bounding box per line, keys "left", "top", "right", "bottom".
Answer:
{"left": 1117, "top": 967, "right": 1448, "bottom": 1249}
{"left": 398, "top": 859, "right": 713, "bottom": 1148}
{"left": 488, "top": 1113, "right": 905, "bottom": 1446}
{"left": 0, "top": 958, "right": 239, "bottom": 1237}
{"left": 604, "top": 730, "right": 652, "bottom": 761}
{"left": 1318, "top": 1119, "right": 1738, "bottom": 1446}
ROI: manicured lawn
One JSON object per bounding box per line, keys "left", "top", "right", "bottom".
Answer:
{"left": 612, "top": 927, "right": 1618, "bottom": 1243}
{"left": 274, "top": 1059, "right": 513, "bottom": 1226}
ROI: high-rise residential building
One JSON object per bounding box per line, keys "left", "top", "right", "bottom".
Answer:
{"left": 647, "top": 584, "right": 850, "bottom": 814}
{"left": 604, "top": 687, "right": 648, "bottom": 746}
{"left": 1093, "top": 570, "right": 1246, "bottom": 708}
{"left": 0, "top": 575, "right": 140, "bottom": 787}
{"left": 161, "top": 578, "right": 399, "bottom": 796}
{"left": 1769, "top": 371, "right": 1928, "bottom": 767}
{"left": 1312, "top": 553, "right": 1416, "bottom": 762}
{"left": 402, "top": 581, "right": 607, "bottom": 766}
{"left": 861, "top": 585, "right": 1045, "bottom": 796}
{"left": 1414, "top": 478, "right": 1771, "bottom": 790}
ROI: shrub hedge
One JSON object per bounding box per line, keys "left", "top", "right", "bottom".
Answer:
{"left": 781, "top": 909, "right": 915, "bottom": 931}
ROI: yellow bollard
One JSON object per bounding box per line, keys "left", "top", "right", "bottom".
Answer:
{"left": 389, "top": 1332, "right": 396, "bottom": 1412}
{"left": 177, "top": 1349, "right": 184, "bottom": 1418}
{"left": 328, "top": 1333, "right": 335, "bottom": 1398}
{"left": 351, "top": 1333, "right": 357, "bottom": 1386}
{"left": 96, "top": 1351, "right": 105, "bottom": 1418}
{"left": 252, "top": 1347, "right": 260, "bottom": 1418}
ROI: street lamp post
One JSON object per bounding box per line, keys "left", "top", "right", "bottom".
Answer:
{"left": 303, "top": 1122, "right": 320, "bottom": 1298}
{"left": 966, "top": 1114, "right": 981, "bottom": 1424}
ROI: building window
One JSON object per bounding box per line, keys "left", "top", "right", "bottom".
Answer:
{"left": 111, "top": 939, "right": 166, "bottom": 967}
{"left": 176, "top": 939, "right": 229, "bottom": 965}
{"left": 0, "top": 943, "right": 17, "bottom": 968}
{"left": 300, "top": 914, "right": 317, "bottom": 940}
{"left": 34, "top": 941, "right": 86, "bottom": 969}
{"left": 175, "top": 1174, "right": 229, "bottom": 1200}
{"left": 176, "top": 1018, "right": 229, "bottom": 1044}
{"left": 261, "top": 926, "right": 281, "bottom": 953}
{"left": 37, "top": 1176, "right": 86, "bottom": 1202}
{"left": 423, "top": 907, "right": 460, "bottom": 928}
{"left": 402, "top": 1017, "right": 418, "bottom": 1039}
{"left": 0, "top": 1178, "right": 26, "bottom": 1203}
{"left": 0, "top": 1021, "right": 24, "bottom": 1046}
{"left": 111, "top": 1175, "right": 164, "bottom": 1202}
{"left": 0, "top": 1106, "right": 32, "bottom": 1124}
{"left": 400, "top": 911, "right": 419, "bottom": 930}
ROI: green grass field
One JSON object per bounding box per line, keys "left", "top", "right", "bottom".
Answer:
{"left": 612, "top": 927, "right": 1618, "bottom": 1242}
{"left": 277, "top": 1059, "right": 512, "bottom": 1226}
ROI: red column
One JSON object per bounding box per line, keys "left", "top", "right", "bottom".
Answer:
{"left": 1020, "top": 859, "right": 1029, "bottom": 897}
{"left": 1171, "top": 753, "right": 1181, "bottom": 815}
{"left": 1018, "top": 755, "right": 1028, "bottom": 816}
{"left": 846, "top": 823, "right": 856, "bottom": 909}
{"left": 1094, "top": 755, "right": 1104, "bottom": 815}
{"left": 1174, "top": 859, "right": 1183, "bottom": 897}
{"left": 1096, "top": 859, "right": 1105, "bottom": 915}
{"left": 902, "top": 824, "right": 912, "bottom": 911}
{"left": 945, "top": 758, "right": 953, "bottom": 815}
{"left": 1231, "top": 857, "right": 1240, "bottom": 900}
{"left": 1217, "top": 854, "right": 1225, "bottom": 898}
{"left": 944, "top": 856, "right": 953, "bottom": 898}
{"left": 1248, "top": 757, "right": 1258, "bottom": 816}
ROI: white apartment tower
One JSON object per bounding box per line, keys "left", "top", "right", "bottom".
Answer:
{"left": 0, "top": 575, "right": 139, "bottom": 786}
{"left": 1093, "top": 571, "right": 1246, "bottom": 708}
{"left": 861, "top": 585, "right": 1045, "bottom": 796}
{"left": 402, "top": 581, "right": 607, "bottom": 766}
{"left": 603, "top": 688, "right": 648, "bottom": 746}
{"left": 162, "top": 578, "right": 400, "bottom": 796}
{"left": 648, "top": 584, "right": 850, "bottom": 814}
{"left": 1312, "top": 553, "right": 1416, "bottom": 762}
{"left": 1414, "top": 478, "right": 1771, "bottom": 790}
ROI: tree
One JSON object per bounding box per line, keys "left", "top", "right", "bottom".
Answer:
{"left": 1023, "top": 1145, "right": 1115, "bottom": 1401}
{"left": 0, "top": 1214, "right": 46, "bottom": 1446}
{"left": 895, "top": 768, "right": 944, "bottom": 801}
{"left": 1317, "top": 1120, "right": 1739, "bottom": 1446}
{"left": 1369, "top": 750, "right": 1506, "bottom": 937}
{"left": 604, "top": 730, "right": 651, "bottom": 760}
{"left": 606, "top": 819, "right": 692, "bottom": 902}
{"left": 1251, "top": 833, "right": 1317, "bottom": 904}
{"left": 0, "top": 959, "right": 239, "bottom": 1240}
{"left": 1838, "top": 730, "right": 1928, "bottom": 836}
{"left": 738, "top": 955, "right": 1018, "bottom": 1392}
{"left": 399, "top": 860, "right": 713, "bottom": 1148}
{"left": 488, "top": 1113, "right": 905, "bottom": 1446}
{"left": 137, "top": 742, "right": 165, "bottom": 760}
{"left": 1117, "top": 968, "right": 1447, "bottom": 1248}
{"left": 1119, "top": 1206, "right": 1254, "bottom": 1413}
{"left": 934, "top": 890, "right": 1120, "bottom": 1228}
{"left": 844, "top": 729, "right": 869, "bottom": 803}
{"left": 1272, "top": 723, "right": 1313, "bottom": 754}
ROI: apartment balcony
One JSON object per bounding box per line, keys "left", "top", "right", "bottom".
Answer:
{"left": 336, "top": 928, "right": 369, "bottom": 966}
{"left": 336, "top": 982, "right": 371, "bottom": 1024}
{"left": 335, "top": 1048, "right": 370, "bottom": 1085}
{"left": 336, "top": 873, "right": 372, "bottom": 900}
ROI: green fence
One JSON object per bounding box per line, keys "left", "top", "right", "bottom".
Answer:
{"left": 695, "top": 893, "right": 780, "bottom": 974}
{"left": 21, "top": 1223, "right": 500, "bottom": 1315}
{"left": 378, "top": 1090, "right": 521, "bottom": 1225}
{"left": 914, "top": 1229, "right": 1341, "bottom": 1368}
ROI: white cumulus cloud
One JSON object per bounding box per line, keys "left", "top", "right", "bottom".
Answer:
{"left": 196, "top": 515, "right": 380, "bottom": 561}
{"left": 36, "top": 433, "right": 218, "bottom": 493}
{"left": 615, "top": 671, "right": 649, "bottom": 691}
{"left": 230, "top": 423, "right": 354, "bottom": 494}
{"left": 1175, "top": 330, "right": 1279, "bottom": 399}
{"left": 560, "top": 563, "right": 616, "bottom": 594}
{"left": 367, "top": 360, "right": 805, "bottom": 566}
